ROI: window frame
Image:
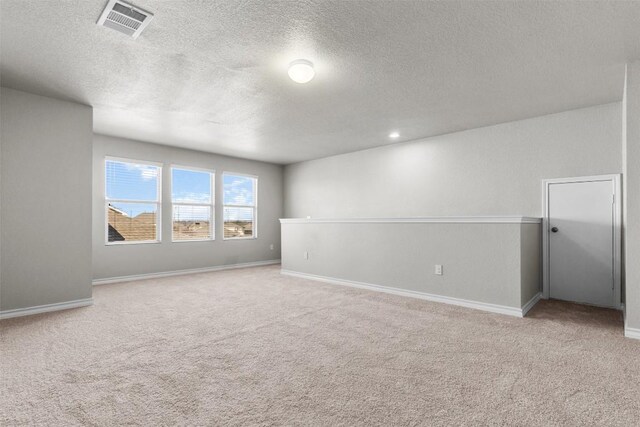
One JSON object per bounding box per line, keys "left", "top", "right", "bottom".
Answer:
{"left": 104, "top": 156, "right": 162, "bottom": 246}
{"left": 222, "top": 172, "right": 258, "bottom": 241}
{"left": 170, "top": 165, "right": 216, "bottom": 243}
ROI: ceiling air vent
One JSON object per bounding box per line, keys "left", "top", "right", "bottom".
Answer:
{"left": 97, "top": 0, "right": 154, "bottom": 39}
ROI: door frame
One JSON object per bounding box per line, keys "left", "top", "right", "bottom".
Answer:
{"left": 541, "top": 174, "right": 622, "bottom": 309}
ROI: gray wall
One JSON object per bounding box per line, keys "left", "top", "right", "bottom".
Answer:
{"left": 281, "top": 220, "right": 540, "bottom": 311}
{"left": 624, "top": 62, "right": 640, "bottom": 332}
{"left": 93, "top": 134, "right": 283, "bottom": 280}
{"left": 285, "top": 103, "right": 622, "bottom": 218}
{"left": 0, "top": 88, "right": 93, "bottom": 311}
{"left": 520, "top": 223, "right": 542, "bottom": 306}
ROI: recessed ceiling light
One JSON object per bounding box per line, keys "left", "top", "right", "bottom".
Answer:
{"left": 389, "top": 132, "right": 400, "bottom": 138}
{"left": 288, "top": 59, "right": 315, "bottom": 84}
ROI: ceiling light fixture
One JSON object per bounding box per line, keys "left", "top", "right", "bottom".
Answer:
{"left": 288, "top": 59, "right": 315, "bottom": 84}
{"left": 389, "top": 132, "right": 400, "bottom": 138}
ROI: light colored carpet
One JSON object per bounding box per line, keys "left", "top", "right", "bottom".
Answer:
{"left": 1, "top": 265, "right": 639, "bottom": 426}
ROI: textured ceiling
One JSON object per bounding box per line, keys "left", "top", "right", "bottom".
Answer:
{"left": 2, "top": 1, "right": 640, "bottom": 164}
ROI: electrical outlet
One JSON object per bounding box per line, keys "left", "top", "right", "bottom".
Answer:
{"left": 304, "top": 251, "right": 309, "bottom": 260}
{"left": 270, "top": 244, "right": 274, "bottom": 250}
{"left": 434, "top": 264, "right": 443, "bottom": 275}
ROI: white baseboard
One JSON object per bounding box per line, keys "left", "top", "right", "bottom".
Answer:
{"left": 625, "top": 326, "right": 640, "bottom": 340}
{"left": 596, "top": 303, "right": 640, "bottom": 341}
{"left": 521, "top": 292, "right": 542, "bottom": 317}
{"left": 93, "top": 259, "right": 281, "bottom": 286}
{"left": 0, "top": 298, "right": 94, "bottom": 320}
{"left": 622, "top": 305, "right": 640, "bottom": 340}
{"left": 281, "top": 270, "right": 526, "bottom": 317}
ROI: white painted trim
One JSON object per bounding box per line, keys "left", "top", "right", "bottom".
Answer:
{"left": 622, "top": 304, "right": 640, "bottom": 340}
{"left": 0, "top": 298, "right": 94, "bottom": 320}
{"left": 105, "top": 155, "right": 163, "bottom": 168}
{"left": 105, "top": 238, "right": 161, "bottom": 246}
{"left": 521, "top": 292, "right": 542, "bottom": 317}
{"left": 541, "top": 174, "right": 622, "bottom": 309}
{"left": 171, "top": 238, "right": 215, "bottom": 243}
{"left": 625, "top": 327, "right": 640, "bottom": 340}
{"left": 280, "top": 216, "right": 541, "bottom": 224}
{"left": 281, "top": 270, "right": 525, "bottom": 317}
{"left": 222, "top": 171, "right": 259, "bottom": 180}
{"left": 223, "top": 236, "right": 258, "bottom": 241}
{"left": 171, "top": 164, "right": 216, "bottom": 175}
{"left": 93, "top": 259, "right": 281, "bottom": 285}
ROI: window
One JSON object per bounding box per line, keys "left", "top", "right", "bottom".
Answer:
{"left": 223, "top": 173, "right": 257, "bottom": 239}
{"left": 171, "top": 166, "right": 215, "bottom": 241}
{"left": 105, "top": 158, "right": 161, "bottom": 244}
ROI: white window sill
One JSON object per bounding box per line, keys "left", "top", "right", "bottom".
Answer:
{"left": 105, "top": 240, "right": 161, "bottom": 246}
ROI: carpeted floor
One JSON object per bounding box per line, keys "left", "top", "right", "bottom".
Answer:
{"left": 1, "top": 265, "right": 639, "bottom": 426}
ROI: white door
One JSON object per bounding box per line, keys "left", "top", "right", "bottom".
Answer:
{"left": 547, "top": 179, "right": 615, "bottom": 307}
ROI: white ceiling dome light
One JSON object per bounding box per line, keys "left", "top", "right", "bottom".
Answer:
{"left": 288, "top": 59, "right": 315, "bottom": 84}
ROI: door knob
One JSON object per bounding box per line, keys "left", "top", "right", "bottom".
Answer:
{"left": 551, "top": 227, "right": 558, "bottom": 233}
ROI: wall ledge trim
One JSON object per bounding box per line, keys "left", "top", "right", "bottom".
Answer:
{"left": 0, "top": 298, "right": 94, "bottom": 320}
{"left": 280, "top": 216, "right": 541, "bottom": 224}
{"left": 281, "top": 269, "right": 527, "bottom": 318}
{"left": 93, "top": 259, "right": 281, "bottom": 285}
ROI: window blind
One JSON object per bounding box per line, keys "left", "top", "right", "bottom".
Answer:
{"left": 223, "top": 173, "right": 257, "bottom": 239}
{"left": 105, "top": 159, "right": 161, "bottom": 243}
{"left": 171, "top": 167, "right": 215, "bottom": 241}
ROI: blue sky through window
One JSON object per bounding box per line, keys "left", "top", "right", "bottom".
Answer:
{"left": 106, "top": 161, "right": 158, "bottom": 201}
{"left": 223, "top": 174, "right": 255, "bottom": 206}
{"left": 106, "top": 160, "right": 160, "bottom": 218}
{"left": 172, "top": 168, "right": 212, "bottom": 203}
{"left": 106, "top": 164, "right": 257, "bottom": 221}
{"left": 110, "top": 202, "right": 157, "bottom": 219}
